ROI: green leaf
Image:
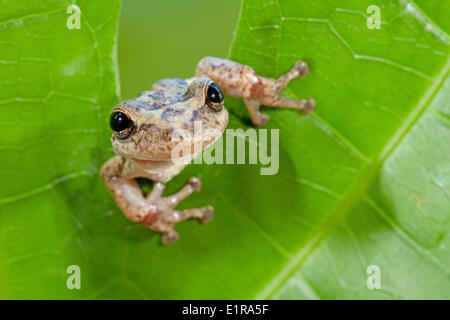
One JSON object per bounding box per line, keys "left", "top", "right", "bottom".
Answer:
{"left": 228, "top": 0, "right": 450, "bottom": 299}
{"left": 0, "top": 0, "right": 449, "bottom": 299}
{"left": 0, "top": 0, "right": 121, "bottom": 298}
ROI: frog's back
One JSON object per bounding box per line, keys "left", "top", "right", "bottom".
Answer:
{"left": 133, "top": 78, "right": 188, "bottom": 111}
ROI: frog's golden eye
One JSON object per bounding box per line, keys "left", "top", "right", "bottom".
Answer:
{"left": 205, "top": 82, "right": 224, "bottom": 111}
{"left": 110, "top": 111, "right": 135, "bottom": 139}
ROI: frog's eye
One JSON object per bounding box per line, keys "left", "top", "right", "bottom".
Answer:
{"left": 205, "top": 82, "right": 224, "bottom": 111}
{"left": 110, "top": 111, "right": 134, "bottom": 139}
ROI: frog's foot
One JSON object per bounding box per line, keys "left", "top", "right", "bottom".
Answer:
{"left": 244, "top": 60, "right": 315, "bottom": 126}
{"left": 154, "top": 207, "right": 214, "bottom": 245}
{"left": 141, "top": 177, "right": 214, "bottom": 245}
{"left": 244, "top": 97, "right": 315, "bottom": 127}
{"left": 276, "top": 60, "right": 309, "bottom": 85}
{"left": 161, "top": 229, "right": 179, "bottom": 245}
{"left": 262, "top": 96, "right": 316, "bottom": 115}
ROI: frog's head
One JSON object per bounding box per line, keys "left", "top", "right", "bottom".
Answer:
{"left": 108, "top": 77, "right": 228, "bottom": 161}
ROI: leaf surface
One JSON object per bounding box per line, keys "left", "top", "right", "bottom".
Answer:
{"left": 0, "top": 0, "right": 449, "bottom": 299}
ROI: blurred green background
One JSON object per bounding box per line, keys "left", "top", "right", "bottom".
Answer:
{"left": 118, "top": 0, "right": 241, "bottom": 99}
{"left": 1, "top": 0, "right": 448, "bottom": 300}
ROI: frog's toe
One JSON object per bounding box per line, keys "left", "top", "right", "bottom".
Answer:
{"left": 299, "top": 98, "right": 315, "bottom": 115}
{"left": 161, "top": 230, "right": 180, "bottom": 245}
{"left": 252, "top": 113, "right": 269, "bottom": 127}
{"left": 188, "top": 177, "right": 202, "bottom": 192}
{"left": 199, "top": 206, "right": 214, "bottom": 223}
{"left": 294, "top": 61, "right": 309, "bottom": 77}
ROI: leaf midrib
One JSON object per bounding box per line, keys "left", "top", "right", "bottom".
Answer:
{"left": 253, "top": 45, "right": 450, "bottom": 300}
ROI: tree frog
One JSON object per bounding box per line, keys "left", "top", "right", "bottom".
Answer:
{"left": 101, "top": 57, "right": 315, "bottom": 244}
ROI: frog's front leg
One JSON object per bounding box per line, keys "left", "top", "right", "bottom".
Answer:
{"left": 100, "top": 156, "right": 213, "bottom": 245}
{"left": 144, "top": 178, "right": 213, "bottom": 244}
{"left": 196, "top": 57, "right": 315, "bottom": 126}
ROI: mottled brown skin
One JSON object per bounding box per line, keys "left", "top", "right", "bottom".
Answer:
{"left": 101, "top": 57, "right": 315, "bottom": 244}
{"left": 196, "top": 57, "right": 315, "bottom": 126}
